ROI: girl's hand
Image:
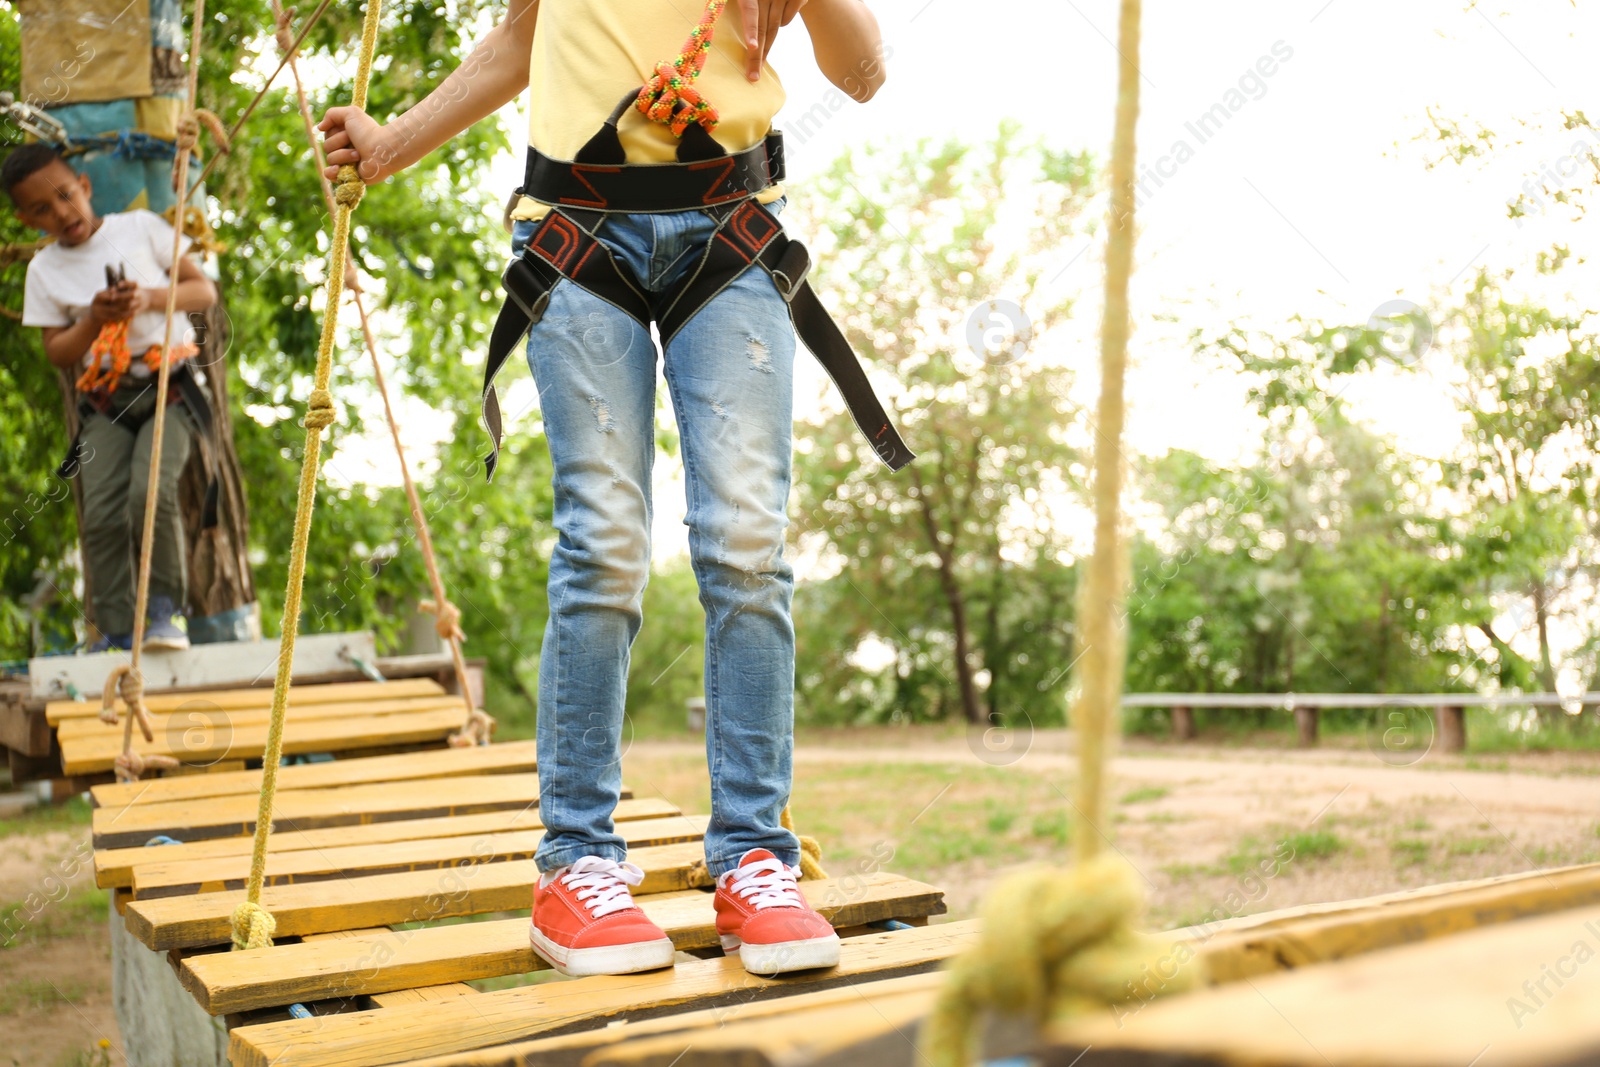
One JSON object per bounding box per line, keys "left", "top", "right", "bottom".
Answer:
{"left": 740, "top": 0, "right": 807, "bottom": 81}
{"left": 318, "top": 106, "right": 401, "bottom": 184}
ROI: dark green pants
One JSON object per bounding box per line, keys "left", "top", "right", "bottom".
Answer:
{"left": 77, "top": 385, "right": 193, "bottom": 636}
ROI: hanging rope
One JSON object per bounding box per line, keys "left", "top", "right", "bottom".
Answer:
{"left": 635, "top": 0, "right": 726, "bottom": 135}
{"left": 97, "top": 0, "right": 216, "bottom": 784}
{"left": 270, "top": 0, "right": 492, "bottom": 748}
{"left": 919, "top": 3, "right": 1201, "bottom": 1062}
{"left": 230, "top": 0, "right": 386, "bottom": 952}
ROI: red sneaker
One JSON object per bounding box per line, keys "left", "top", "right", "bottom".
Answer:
{"left": 714, "top": 848, "right": 841, "bottom": 975}
{"left": 529, "top": 856, "right": 675, "bottom": 977}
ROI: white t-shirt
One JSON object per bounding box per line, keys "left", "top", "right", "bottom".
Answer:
{"left": 22, "top": 210, "right": 197, "bottom": 379}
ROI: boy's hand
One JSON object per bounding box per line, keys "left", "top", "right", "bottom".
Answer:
{"left": 319, "top": 106, "right": 400, "bottom": 184}
{"left": 89, "top": 282, "right": 141, "bottom": 325}
{"left": 741, "top": 0, "right": 806, "bottom": 81}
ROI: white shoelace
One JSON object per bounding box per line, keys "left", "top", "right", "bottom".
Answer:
{"left": 554, "top": 856, "right": 645, "bottom": 919}
{"left": 723, "top": 855, "right": 805, "bottom": 911}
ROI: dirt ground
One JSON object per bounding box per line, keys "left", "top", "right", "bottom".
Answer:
{"left": 4, "top": 730, "right": 1600, "bottom": 1066}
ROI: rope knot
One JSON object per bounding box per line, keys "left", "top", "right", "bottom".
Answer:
{"left": 273, "top": 3, "right": 297, "bottom": 55}
{"left": 231, "top": 901, "right": 277, "bottom": 950}
{"left": 446, "top": 707, "right": 496, "bottom": 748}
{"left": 334, "top": 165, "right": 366, "bottom": 209}
{"left": 780, "top": 804, "right": 828, "bottom": 880}
{"left": 419, "top": 598, "right": 464, "bottom": 643}
{"left": 303, "top": 388, "right": 337, "bottom": 431}
{"left": 115, "top": 750, "right": 181, "bottom": 782}
{"left": 920, "top": 856, "right": 1205, "bottom": 1066}
{"left": 634, "top": 0, "right": 725, "bottom": 136}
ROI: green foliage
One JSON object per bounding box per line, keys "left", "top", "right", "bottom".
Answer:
{"left": 1, "top": 1, "right": 554, "bottom": 717}
{"left": 788, "top": 126, "right": 1093, "bottom": 727}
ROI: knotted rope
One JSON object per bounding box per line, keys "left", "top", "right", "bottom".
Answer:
{"left": 919, "top": 3, "right": 1200, "bottom": 1061}
{"left": 269, "top": 0, "right": 493, "bottom": 751}
{"left": 781, "top": 803, "right": 828, "bottom": 881}
{"left": 635, "top": 0, "right": 726, "bottom": 135}
{"left": 97, "top": 0, "right": 210, "bottom": 783}
{"left": 230, "top": 0, "right": 386, "bottom": 954}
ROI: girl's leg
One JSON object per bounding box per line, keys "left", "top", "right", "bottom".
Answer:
{"left": 522, "top": 264, "right": 660, "bottom": 873}
{"left": 662, "top": 257, "right": 799, "bottom": 879}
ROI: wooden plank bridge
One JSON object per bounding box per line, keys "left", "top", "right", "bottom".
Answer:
{"left": 81, "top": 678, "right": 1600, "bottom": 1066}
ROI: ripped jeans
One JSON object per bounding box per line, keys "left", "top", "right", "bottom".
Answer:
{"left": 512, "top": 199, "right": 800, "bottom": 879}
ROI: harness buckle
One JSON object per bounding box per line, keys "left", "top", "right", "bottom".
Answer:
{"left": 503, "top": 254, "right": 553, "bottom": 324}
{"left": 770, "top": 241, "right": 811, "bottom": 303}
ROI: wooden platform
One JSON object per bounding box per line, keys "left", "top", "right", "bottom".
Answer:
{"left": 59, "top": 679, "right": 477, "bottom": 776}
{"left": 94, "top": 681, "right": 956, "bottom": 1067}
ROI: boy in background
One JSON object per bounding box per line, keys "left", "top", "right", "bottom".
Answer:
{"left": 7, "top": 143, "right": 217, "bottom": 652}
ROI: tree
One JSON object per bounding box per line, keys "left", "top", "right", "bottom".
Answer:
{"left": 2, "top": 0, "right": 556, "bottom": 726}
{"left": 788, "top": 127, "right": 1095, "bottom": 726}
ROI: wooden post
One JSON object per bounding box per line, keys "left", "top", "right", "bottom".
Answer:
{"left": 1436, "top": 704, "right": 1466, "bottom": 753}
{"left": 1294, "top": 705, "right": 1319, "bottom": 748}
{"left": 1171, "top": 705, "right": 1195, "bottom": 741}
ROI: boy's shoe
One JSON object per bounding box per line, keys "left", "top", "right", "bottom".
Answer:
{"left": 529, "top": 856, "right": 675, "bottom": 977}
{"left": 715, "top": 849, "right": 841, "bottom": 975}
{"left": 87, "top": 632, "right": 133, "bottom": 654}
{"left": 142, "top": 596, "right": 190, "bottom": 651}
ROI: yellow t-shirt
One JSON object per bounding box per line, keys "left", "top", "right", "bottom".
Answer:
{"left": 511, "top": 0, "right": 786, "bottom": 221}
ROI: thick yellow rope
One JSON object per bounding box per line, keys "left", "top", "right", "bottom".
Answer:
{"left": 920, "top": 3, "right": 1201, "bottom": 1062}
{"left": 231, "top": 0, "right": 385, "bottom": 952}
{"left": 781, "top": 803, "right": 827, "bottom": 881}
{"left": 98, "top": 0, "right": 212, "bottom": 784}
{"left": 270, "top": 0, "right": 492, "bottom": 749}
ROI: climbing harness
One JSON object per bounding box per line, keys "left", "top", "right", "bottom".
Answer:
{"left": 479, "top": 5, "right": 915, "bottom": 480}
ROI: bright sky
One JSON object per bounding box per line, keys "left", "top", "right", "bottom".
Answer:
{"left": 332, "top": 0, "right": 1600, "bottom": 570}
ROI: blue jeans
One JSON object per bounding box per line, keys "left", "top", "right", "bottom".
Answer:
{"left": 513, "top": 199, "right": 800, "bottom": 879}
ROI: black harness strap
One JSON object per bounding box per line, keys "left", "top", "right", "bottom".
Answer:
{"left": 656, "top": 200, "right": 915, "bottom": 471}
{"left": 481, "top": 207, "right": 649, "bottom": 481}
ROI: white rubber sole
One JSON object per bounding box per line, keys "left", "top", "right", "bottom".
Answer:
{"left": 142, "top": 633, "right": 190, "bottom": 652}
{"left": 529, "top": 923, "right": 675, "bottom": 977}
{"left": 720, "top": 931, "right": 842, "bottom": 975}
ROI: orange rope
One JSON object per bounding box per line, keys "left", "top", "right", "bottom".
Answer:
{"left": 76, "top": 320, "right": 198, "bottom": 396}
{"left": 635, "top": 0, "right": 726, "bottom": 136}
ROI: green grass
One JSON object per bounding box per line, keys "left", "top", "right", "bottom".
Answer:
{"left": 1445, "top": 836, "right": 1500, "bottom": 857}
{"left": 1120, "top": 786, "right": 1170, "bottom": 805}
{"left": 0, "top": 796, "right": 93, "bottom": 838}
{"left": 1282, "top": 830, "right": 1345, "bottom": 862}
{"left": 1029, "top": 811, "right": 1071, "bottom": 847}
{"left": 1391, "top": 838, "right": 1430, "bottom": 867}
{"left": 0, "top": 886, "right": 108, "bottom": 949}
{"left": 0, "top": 977, "right": 85, "bottom": 1015}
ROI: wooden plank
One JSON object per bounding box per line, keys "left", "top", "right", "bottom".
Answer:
{"left": 183, "top": 873, "right": 946, "bottom": 1013}
{"left": 134, "top": 814, "right": 712, "bottom": 898}
{"left": 92, "top": 772, "right": 544, "bottom": 849}
{"left": 63, "top": 707, "right": 471, "bottom": 776}
{"left": 370, "top": 985, "right": 480, "bottom": 1008}
{"left": 126, "top": 841, "right": 710, "bottom": 950}
{"left": 49, "top": 677, "right": 445, "bottom": 724}
{"left": 28, "top": 631, "right": 379, "bottom": 701}
{"left": 91, "top": 738, "right": 537, "bottom": 810}
{"left": 228, "top": 921, "right": 978, "bottom": 1067}
{"left": 566, "top": 863, "right": 1600, "bottom": 1067}
{"left": 387, "top": 974, "right": 941, "bottom": 1067}
{"left": 1042, "top": 901, "right": 1600, "bottom": 1067}
{"left": 94, "top": 796, "right": 676, "bottom": 890}
{"left": 1197, "top": 859, "right": 1600, "bottom": 983}
{"left": 56, "top": 694, "right": 462, "bottom": 741}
